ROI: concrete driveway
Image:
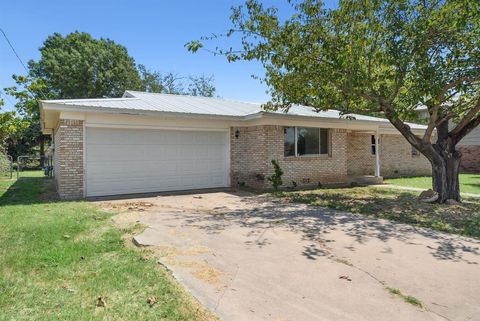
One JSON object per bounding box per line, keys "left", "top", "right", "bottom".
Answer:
{"left": 100, "top": 191, "right": 480, "bottom": 321}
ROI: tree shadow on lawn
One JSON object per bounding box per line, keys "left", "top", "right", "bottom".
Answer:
{"left": 465, "top": 182, "right": 480, "bottom": 191}
{"left": 0, "top": 175, "right": 59, "bottom": 206}
{"left": 167, "top": 190, "right": 480, "bottom": 264}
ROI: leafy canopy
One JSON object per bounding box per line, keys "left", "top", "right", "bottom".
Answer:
{"left": 33, "top": 31, "right": 142, "bottom": 99}
{"left": 187, "top": 0, "right": 480, "bottom": 146}
{"left": 4, "top": 31, "right": 218, "bottom": 160}
{"left": 138, "top": 64, "right": 216, "bottom": 97}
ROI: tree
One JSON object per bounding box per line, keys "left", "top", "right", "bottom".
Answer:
{"left": 4, "top": 75, "right": 54, "bottom": 165}
{"left": 188, "top": 75, "right": 216, "bottom": 97}
{"left": 161, "top": 73, "right": 186, "bottom": 95}
{"left": 4, "top": 31, "right": 143, "bottom": 164}
{"left": 187, "top": 0, "right": 480, "bottom": 203}
{"left": 138, "top": 64, "right": 166, "bottom": 93}
{"left": 33, "top": 31, "right": 142, "bottom": 98}
{"left": 138, "top": 64, "right": 216, "bottom": 96}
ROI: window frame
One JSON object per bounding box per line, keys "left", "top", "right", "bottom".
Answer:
{"left": 371, "top": 135, "right": 380, "bottom": 155}
{"left": 284, "top": 127, "right": 331, "bottom": 157}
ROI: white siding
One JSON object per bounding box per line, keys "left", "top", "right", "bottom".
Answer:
{"left": 449, "top": 120, "right": 480, "bottom": 146}
{"left": 458, "top": 125, "right": 480, "bottom": 146}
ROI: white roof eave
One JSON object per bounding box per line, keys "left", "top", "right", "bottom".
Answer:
{"left": 40, "top": 92, "right": 428, "bottom": 134}
{"left": 41, "top": 102, "right": 245, "bottom": 121}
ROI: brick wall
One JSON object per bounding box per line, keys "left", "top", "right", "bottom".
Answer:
{"left": 347, "top": 133, "right": 375, "bottom": 176}
{"left": 231, "top": 126, "right": 348, "bottom": 189}
{"left": 346, "top": 132, "right": 432, "bottom": 178}
{"left": 380, "top": 134, "right": 431, "bottom": 177}
{"left": 458, "top": 145, "right": 480, "bottom": 173}
{"left": 230, "top": 126, "right": 268, "bottom": 188}
{"left": 54, "top": 119, "right": 84, "bottom": 199}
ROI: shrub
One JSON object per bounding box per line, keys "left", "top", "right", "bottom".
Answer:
{"left": 267, "top": 159, "right": 283, "bottom": 190}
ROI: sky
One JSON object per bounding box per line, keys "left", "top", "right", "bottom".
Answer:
{"left": 1, "top": 0, "right": 336, "bottom": 111}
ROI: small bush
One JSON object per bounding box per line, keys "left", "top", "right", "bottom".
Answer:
{"left": 268, "top": 159, "right": 284, "bottom": 190}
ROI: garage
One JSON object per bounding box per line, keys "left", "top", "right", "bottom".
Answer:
{"left": 85, "top": 127, "right": 230, "bottom": 197}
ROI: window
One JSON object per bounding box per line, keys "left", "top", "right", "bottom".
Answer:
{"left": 371, "top": 135, "right": 380, "bottom": 155}
{"left": 284, "top": 127, "right": 295, "bottom": 157}
{"left": 284, "top": 127, "right": 329, "bottom": 157}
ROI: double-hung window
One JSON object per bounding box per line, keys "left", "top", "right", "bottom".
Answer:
{"left": 284, "top": 127, "right": 330, "bottom": 157}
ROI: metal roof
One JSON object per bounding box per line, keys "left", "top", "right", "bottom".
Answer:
{"left": 41, "top": 90, "right": 427, "bottom": 129}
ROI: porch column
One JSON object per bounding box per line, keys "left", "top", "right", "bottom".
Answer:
{"left": 374, "top": 130, "right": 381, "bottom": 177}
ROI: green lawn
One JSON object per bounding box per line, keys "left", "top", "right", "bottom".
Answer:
{"left": 384, "top": 174, "right": 480, "bottom": 194}
{"left": 0, "top": 172, "right": 215, "bottom": 321}
{"left": 274, "top": 187, "right": 480, "bottom": 239}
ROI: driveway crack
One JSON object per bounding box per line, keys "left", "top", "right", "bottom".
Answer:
{"left": 214, "top": 262, "right": 240, "bottom": 312}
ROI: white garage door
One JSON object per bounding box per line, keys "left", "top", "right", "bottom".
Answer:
{"left": 85, "top": 127, "right": 230, "bottom": 197}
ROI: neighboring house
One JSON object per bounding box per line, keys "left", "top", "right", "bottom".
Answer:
{"left": 40, "top": 91, "right": 430, "bottom": 199}
{"left": 416, "top": 106, "right": 480, "bottom": 173}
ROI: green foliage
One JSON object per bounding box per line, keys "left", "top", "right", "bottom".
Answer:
{"left": 188, "top": 0, "right": 480, "bottom": 135}
{"left": 188, "top": 75, "right": 216, "bottom": 97}
{"left": 196, "top": 0, "right": 480, "bottom": 120}
{"left": 275, "top": 187, "right": 480, "bottom": 239}
{"left": 138, "top": 64, "right": 166, "bottom": 93}
{"left": 4, "top": 75, "right": 52, "bottom": 162}
{"left": 189, "top": 0, "right": 480, "bottom": 199}
{"left": 0, "top": 112, "right": 28, "bottom": 149}
{"left": 387, "top": 287, "right": 424, "bottom": 308}
{"left": 267, "top": 159, "right": 284, "bottom": 190}
{"left": 138, "top": 64, "right": 216, "bottom": 97}
{"left": 34, "top": 31, "right": 142, "bottom": 98}
{"left": 0, "top": 151, "right": 12, "bottom": 177}
{"left": 0, "top": 172, "right": 214, "bottom": 320}
{"left": 385, "top": 174, "right": 480, "bottom": 195}
{"left": 3, "top": 31, "right": 218, "bottom": 162}
{"left": 185, "top": 40, "right": 203, "bottom": 53}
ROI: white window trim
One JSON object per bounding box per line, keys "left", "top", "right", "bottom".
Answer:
{"left": 285, "top": 126, "right": 330, "bottom": 157}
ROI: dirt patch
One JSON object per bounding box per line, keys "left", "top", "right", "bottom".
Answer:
{"left": 168, "top": 259, "right": 224, "bottom": 285}
{"left": 152, "top": 245, "right": 224, "bottom": 286}
{"left": 99, "top": 201, "right": 155, "bottom": 213}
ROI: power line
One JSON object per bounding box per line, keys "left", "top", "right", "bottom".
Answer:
{"left": 0, "top": 27, "right": 48, "bottom": 100}
{"left": 0, "top": 89, "right": 16, "bottom": 109}
{"left": 0, "top": 27, "right": 29, "bottom": 74}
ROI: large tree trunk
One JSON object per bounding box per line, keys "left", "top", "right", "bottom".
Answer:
{"left": 429, "top": 123, "right": 462, "bottom": 203}
{"left": 430, "top": 150, "right": 461, "bottom": 203}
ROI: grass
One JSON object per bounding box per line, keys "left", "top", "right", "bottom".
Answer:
{"left": 387, "top": 287, "right": 423, "bottom": 308}
{"left": 274, "top": 186, "right": 480, "bottom": 239}
{"left": 0, "top": 171, "right": 215, "bottom": 321}
{"left": 385, "top": 174, "right": 480, "bottom": 195}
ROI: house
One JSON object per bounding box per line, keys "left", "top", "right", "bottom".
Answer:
{"left": 416, "top": 106, "right": 480, "bottom": 173}
{"left": 40, "top": 91, "right": 431, "bottom": 199}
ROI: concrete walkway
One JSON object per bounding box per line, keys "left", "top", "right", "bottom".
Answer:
{"left": 375, "top": 184, "right": 480, "bottom": 198}
{"left": 102, "top": 192, "right": 480, "bottom": 321}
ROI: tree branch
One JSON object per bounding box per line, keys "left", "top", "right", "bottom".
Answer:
{"left": 424, "top": 77, "right": 478, "bottom": 142}
{"left": 452, "top": 114, "right": 480, "bottom": 145}
{"left": 380, "top": 102, "right": 423, "bottom": 148}
{"left": 435, "top": 112, "right": 456, "bottom": 127}
{"left": 450, "top": 97, "right": 480, "bottom": 137}
{"left": 435, "top": 76, "right": 476, "bottom": 105}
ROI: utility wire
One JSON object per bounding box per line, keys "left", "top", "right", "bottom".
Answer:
{"left": 0, "top": 27, "right": 48, "bottom": 100}
{"left": 0, "top": 27, "right": 29, "bottom": 74}
{"left": 0, "top": 89, "right": 16, "bottom": 108}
